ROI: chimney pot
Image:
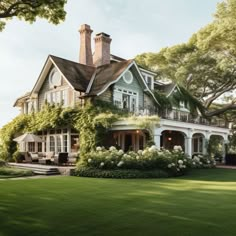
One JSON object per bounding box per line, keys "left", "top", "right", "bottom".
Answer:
{"left": 93, "top": 32, "right": 112, "bottom": 67}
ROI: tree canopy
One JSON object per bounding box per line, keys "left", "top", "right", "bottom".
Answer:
{"left": 136, "top": 0, "right": 236, "bottom": 118}
{"left": 0, "top": 0, "right": 67, "bottom": 31}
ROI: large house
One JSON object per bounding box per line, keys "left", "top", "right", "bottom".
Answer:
{"left": 14, "top": 24, "right": 230, "bottom": 157}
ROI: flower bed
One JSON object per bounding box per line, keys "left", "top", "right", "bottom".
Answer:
{"left": 76, "top": 146, "right": 216, "bottom": 178}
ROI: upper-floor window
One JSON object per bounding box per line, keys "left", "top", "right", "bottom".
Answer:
{"left": 142, "top": 73, "right": 154, "bottom": 90}
{"left": 146, "top": 76, "right": 153, "bottom": 88}
{"left": 180, "top": 100, "right": 188, "bottom": 109}
{"left": 49, "top": 68, "right": 62, "bottom": 89}
{"left": 26, "top": 100, "right": 37, "bottom": 114}
{"left": 114, "top": 87, "right": 138, "bottom": 112}
{"left": 45, "top": 89, "right": 68, "bottom": 106}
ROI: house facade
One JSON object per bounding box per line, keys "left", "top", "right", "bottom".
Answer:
{"left": 14, "top": 24, "right": 230, "bottom": 157}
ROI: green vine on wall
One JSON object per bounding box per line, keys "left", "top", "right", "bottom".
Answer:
{"left": 0, "top": 100, "right": 160, "bottom": 160}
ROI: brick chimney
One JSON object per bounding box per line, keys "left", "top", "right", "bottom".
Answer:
{"left": 93, "top": 32, "right": 112, "bottom": 67}
{"left": 79, "top": 24, "right": 93, "bottom": 66}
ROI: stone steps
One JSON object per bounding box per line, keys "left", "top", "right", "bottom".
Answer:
{"left": 9, "top": 163, "right": 60, "bottom": 175}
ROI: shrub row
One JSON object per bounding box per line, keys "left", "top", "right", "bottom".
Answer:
{"left": 77, "top": 145, "right": 215, "bottom": 178}
{"left": 76, "top": 166, "right": 172, "bottom": 179}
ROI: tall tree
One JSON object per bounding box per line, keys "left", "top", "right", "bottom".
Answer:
{"left": 136, "top": 0, "right": 236, "bottom": 118}
{"left": 0, "top": 0, "right": 67, "bottom": 31}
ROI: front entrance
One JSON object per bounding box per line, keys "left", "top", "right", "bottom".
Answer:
{"left": 124, "top": 134, "right": 132, "bottom": 152}
{"left": 111, "top": 130, "right": 146, "bottom": 152}
{"left": 161, "top": 130, "right": 185, "bottom": 151}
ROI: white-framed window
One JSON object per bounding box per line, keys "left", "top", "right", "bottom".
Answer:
{"left": 56, "top": 136, "right": 62, "bottom": 153}
{"left": 49, "top": 136, "right": 55, "bottom": 152}
{"left": 114, "top": 87, "right": 138, "bottom": 112}
{"left": 142, "top": 73, "right": 154, "bottom": 90}
{"left": 28, "top": 142, "right": 35, "bottom": 152}
{"left": 63, "top": 135, "right": 68, "bottom": 152}
{"left": 180, "top": 101, "right": 188, "bottom": 108}
{"left": 44, "top": 89, "right": 68, "bottom": 106}
{"left": 27, "top": 100, "right": 37, "bottom": 113}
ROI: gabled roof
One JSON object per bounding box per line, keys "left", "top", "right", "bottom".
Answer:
{"left": 110, "top": 54, "right": 126, "bottom": 62}
{"left": 88, "top": 59, "right": 133, "bottom": 96}
{"left": 15, "top": 54, "right": 160, "bottom": 107}
{"left": 50, "top": 55, "right": 95, "bottom": 92}
{"left": 13, "top": 92, "right": 31, "bottom": 107}
{"left": 154, "top": 82, "right": 177, "bottom": 97}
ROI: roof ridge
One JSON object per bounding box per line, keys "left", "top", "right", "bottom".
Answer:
{"left": 49, "top": 55, "right": 96, "bottom": 68}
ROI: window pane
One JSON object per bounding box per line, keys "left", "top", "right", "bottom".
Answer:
{"left": 56, "top": 136, "right": 62, "bottom": 153}
{"left": 63, "top": 135, "right": 68, "bottom": 152}
{"left": 28, "top": 142, "right": 35, "bottom": 152}
{"left": 50, "top": 136, "right": 55, "bottom": 152}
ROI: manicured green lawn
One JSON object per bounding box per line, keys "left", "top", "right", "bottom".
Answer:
{"left": 0, "top": 168, "right": 236, "bottom": 236}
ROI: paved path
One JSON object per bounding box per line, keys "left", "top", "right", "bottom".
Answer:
{"left": 0, "top": 175, "right": 63, "bottom": 181}
{"left": 216, "top": 165, "right": 236, "bottom": 169}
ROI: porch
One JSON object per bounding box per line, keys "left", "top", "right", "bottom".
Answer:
{"left": 111, "top": 118, "right": 230, "bottom": 158}
{"left": 154, "top": 118, "right": 230, "bottom": 158}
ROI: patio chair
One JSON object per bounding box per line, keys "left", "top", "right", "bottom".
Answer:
{"left": 45, "top": 151, "right": 54, "bottom": 160}
{"left": 68, "top": 152, "right": 78, "bottom": 165}
{"left": 19, "top": 152, "right": 32, "bottom": 163}
{"left": 54, "top": 152, "right": 68, "bottom": 165}
{"left": 29, "top": 152, "right": 40, "bottom": 162}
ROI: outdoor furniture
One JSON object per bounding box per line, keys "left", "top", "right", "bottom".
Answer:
{"left": 54, "top": 152, "right": 68, "bottom": 165}
{"left": 45, "top": 151, "right": 54, "bottom": 159}
{"left": 38, "top": 158, "right": 52, "bottom": 165}
{"left": 19, "top": 152, "right": 32, "bottom": 163}
{"left": 68, "top": 152, "right": 78, "bottom": 165}
{"left": 29, "top": 152, "right": 40, "bottom": 162}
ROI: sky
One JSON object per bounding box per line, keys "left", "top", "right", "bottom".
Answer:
{"left": 0, "top": 0, "right": 220, "bottom": 128}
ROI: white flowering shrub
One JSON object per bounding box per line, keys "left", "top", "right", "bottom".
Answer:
{"left": 77, "top": 145, "right": 216, "bottom": 178}
{"left": 191, "top": 154, "right": 216, "bottom": 168}
{"left": 81, "top": 145, "right": 196, "bottom": 175}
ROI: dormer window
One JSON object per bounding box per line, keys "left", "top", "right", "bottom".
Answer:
{"left": 146, "top": 76, "right": 153, "bottom": 89}
{"left": 142, "top": 74, "right": 154, "bottom": 90}
{"left": 49, "top": 68, "right": 62, "bottom": 89}
{"left": 180, "top": 101, "right": 185, "bottom": 108}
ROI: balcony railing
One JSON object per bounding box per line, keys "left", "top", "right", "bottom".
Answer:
{"left": 113, "top": 102, "right": 229, "bottom": 129}
{"left": 159, "top": 112, "right": 229, "bottom": 128}
{"left": 124, "top": 106, "right": 229, "bottom": 128}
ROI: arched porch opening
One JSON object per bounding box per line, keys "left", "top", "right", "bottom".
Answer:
{"left": 107, "top": 130, "right": 148, "bottom": 152}
{"left": 208, "top": 135, "right": 225, "bottom": 161}
{"left": 161, "top": 130, "right": 186, "bottom": 151}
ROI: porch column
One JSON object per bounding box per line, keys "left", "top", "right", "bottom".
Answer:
{"left": 222, "top": 138, "right": 228, "bottom": 164}
{"left": 186, "top": 137, "right": 192, "bottom": 158}
{"left": 35, "top": 142, "right": 38, "bottom": 153}
{"left": 67, "top": 128, "right": 71, "bottom": 153}
{"left": 154, "top": 134, "right": 161, "bottom": 149}
{"left": 46, "top": 131, "right": 50, "bottom": 152}
{"left": 203, "top": 138, "right": 208, "bottom": 155}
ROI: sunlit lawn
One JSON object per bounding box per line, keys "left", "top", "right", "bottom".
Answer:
{"left": 0, "top": 168, "right": 236, "bottom": 236}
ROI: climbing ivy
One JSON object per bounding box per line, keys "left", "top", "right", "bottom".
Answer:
{"left": 74, "top": 100, "right": 126, "bottom": 158}
{"left": 0, "top": 101, "right": 126, "bottom": 160}
{"left": 0, "top": 100, "right": 160, "bottom": 160}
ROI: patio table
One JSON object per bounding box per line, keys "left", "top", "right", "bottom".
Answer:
{"left": 38, "top": 158, "right": 52, "bottom": 165}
